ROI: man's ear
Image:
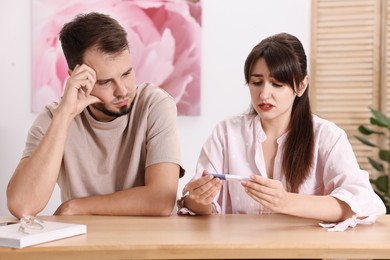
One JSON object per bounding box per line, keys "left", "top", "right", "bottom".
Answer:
{"left": 297, "top": 75, "right": 309, "bottom": 97}
{"left": 68, "top": 69, "right": 72, "bottom": 77}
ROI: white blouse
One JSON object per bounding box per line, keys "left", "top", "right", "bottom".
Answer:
{"left": 184, "top": 114, "right": 385, "bottom": 229}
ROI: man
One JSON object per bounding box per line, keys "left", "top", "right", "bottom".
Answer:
{"left": 7, "top": 12, "right": 184, "bottom": 218}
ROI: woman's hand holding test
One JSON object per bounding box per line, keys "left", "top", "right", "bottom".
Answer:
{"left": 186, "top": 175, "right": 222, "bottom": 205}
{"left": 182, "top": 174, "right": 222, "bottom": 215}
{"left": 242, "top": 175, "right": 291, "bottom": 214}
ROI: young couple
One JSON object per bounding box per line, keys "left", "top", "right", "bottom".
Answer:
{"left": 7, "top": 13, "right": 385, "bottom": 231}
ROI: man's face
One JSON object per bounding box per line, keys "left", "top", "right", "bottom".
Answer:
{"left": 84, "top": 48, "right": 137, "bottom": 122}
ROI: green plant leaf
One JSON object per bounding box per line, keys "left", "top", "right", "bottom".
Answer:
{"left": 368, "top": 157, "right": 384, "bottom": 172}
{"left": 370, "top": 107, "right": 390, "bottom": 127}
{"left": 358, "top": 107, "right": 390, "bottom": 214}
{"left": 379, "top": 150, "right": 390, "bottom": 163}
{"left": 357, "top": 125, "right": 372, "bottom": 135}
{"left": 370, "top": 117, "right": 388, "bottom": 127}
{"left": 355, "top": 135, "right": 377, "bottom": 147}
{"left": 357, "top": 125, "right": 376, "bottom": 135}
{"left": 374, "top": 175, "right": 389, "bottom": 193}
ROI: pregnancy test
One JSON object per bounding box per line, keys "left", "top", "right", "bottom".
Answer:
{"left": 204, "top": 173, "right": 249, "bottom": 181}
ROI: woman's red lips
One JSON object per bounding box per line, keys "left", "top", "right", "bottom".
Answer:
{"left": 259, "top": 103, "right": 273, "bottom": 111}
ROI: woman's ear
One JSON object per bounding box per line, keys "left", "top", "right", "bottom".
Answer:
{"left": 68, "top": 69, "right": 72, "bottom": 76}
{"left": 297, "top": 75, "right": 309, "bottom": 97}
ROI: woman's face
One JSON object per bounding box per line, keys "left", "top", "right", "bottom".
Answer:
{"left": 248, "top": 58, "right": 298, "bottom": 126}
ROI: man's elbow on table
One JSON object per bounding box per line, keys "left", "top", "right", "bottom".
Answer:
{"left": 147, "top": 194, "right": 177, "bottom": 216}
{"left": 7, "top": 197, "right": 41, "bottom": 219}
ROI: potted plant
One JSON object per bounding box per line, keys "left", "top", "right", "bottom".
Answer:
{"left": 356, "top": 107, "right": 390, "bottom": 213}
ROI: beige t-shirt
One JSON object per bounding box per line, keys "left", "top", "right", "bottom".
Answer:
{"left": 23, "top": 83, "right": 184, "bottom": 202}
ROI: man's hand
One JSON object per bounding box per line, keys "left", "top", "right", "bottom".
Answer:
{"left": 56, "top": 64, "right": 102, "bottom": 119}
{"left": 54, "top": 199, "right": 84, "bottom": 215}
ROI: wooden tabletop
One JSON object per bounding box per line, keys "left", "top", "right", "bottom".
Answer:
{"left": 1, "top": 214, "right": 389, "bottom": 259}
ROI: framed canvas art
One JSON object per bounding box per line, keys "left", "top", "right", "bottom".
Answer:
{"left": 31, "top": 0, "right": 201, "bottom": 115}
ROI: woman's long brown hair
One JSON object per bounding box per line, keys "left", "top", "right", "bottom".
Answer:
{"left": 244, "top": 33, "right": 314, "bottom": 192}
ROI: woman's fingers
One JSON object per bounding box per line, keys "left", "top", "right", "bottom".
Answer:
{"left": 187, "top": 175, "right": 221, "bottom": 205}
{"left": 242, "top": 175, "right": 288, "bottom": 212}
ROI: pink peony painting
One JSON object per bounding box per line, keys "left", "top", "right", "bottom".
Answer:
{"left": 31, "top": 0, "right": 202, "bottom": 115}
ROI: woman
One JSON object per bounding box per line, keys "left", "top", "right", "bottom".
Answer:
{"left": 178, "top": 33, "right": 385, "bottom": 230}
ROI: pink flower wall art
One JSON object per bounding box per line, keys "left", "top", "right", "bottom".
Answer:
{"left": 32, "top": 0, "right": 202, "bottom": 115}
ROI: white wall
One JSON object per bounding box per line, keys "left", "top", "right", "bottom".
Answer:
{"left": 0, "top": 0, "right": 311, "bottom": 216}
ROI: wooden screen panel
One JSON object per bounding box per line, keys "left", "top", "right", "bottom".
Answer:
{"left": 384, "top": 0, "right": 390, "bottom": 115}
{"left": 310, "top": 0, "right": 381, "bottom": 170}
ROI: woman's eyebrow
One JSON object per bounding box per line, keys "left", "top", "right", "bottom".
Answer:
{"left": 250, "top": 73, "right": 263, "bottom": 77}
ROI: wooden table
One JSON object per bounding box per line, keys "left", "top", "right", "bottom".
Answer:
{"left": 0, "top": 214, "right": 389, "bottom": 259}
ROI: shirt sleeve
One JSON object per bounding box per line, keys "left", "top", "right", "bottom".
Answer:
{"left": 317, "top": 123, "right": 386, "bottom": 218}
{"left": 143, "top": 87, "right": 185, "bottom": 177}
{"left": 22, "top": 105, "right": 54, "bottom": 158}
